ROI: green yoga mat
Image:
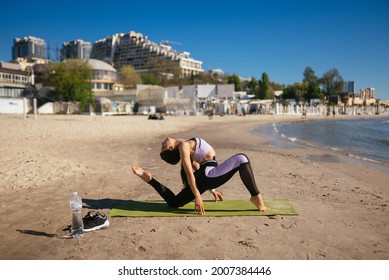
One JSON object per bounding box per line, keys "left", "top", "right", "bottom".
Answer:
{"left": 108, "top": 199, "right": 298, "bottom": 217}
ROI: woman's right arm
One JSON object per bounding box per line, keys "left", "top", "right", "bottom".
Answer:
{"left": 179, "top": 142, "right": 204, "bottom": 214}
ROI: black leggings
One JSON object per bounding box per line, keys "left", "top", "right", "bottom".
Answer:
{"left": 147, "top": 153, "right": 260, "bottom": 208}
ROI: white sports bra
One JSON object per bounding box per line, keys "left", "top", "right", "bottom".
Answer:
{"left": 191, "top": 137, "right": 213, "bottom": 163}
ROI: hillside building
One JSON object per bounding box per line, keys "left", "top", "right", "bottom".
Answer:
{"left": 91, "top": 31, "right": 203, "bottom": 77}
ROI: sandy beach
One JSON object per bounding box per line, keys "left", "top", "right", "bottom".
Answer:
{"left": 0, "top": 113, "right": 388, "bottom": 260}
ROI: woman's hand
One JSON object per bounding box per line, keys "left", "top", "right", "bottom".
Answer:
{"left": 195, "top": 196, "right": 205, "bottom": 215}
{"left": 211, "top": 190, "right": 224, "bottom": 201}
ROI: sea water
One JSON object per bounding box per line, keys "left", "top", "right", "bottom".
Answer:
{"left": 252, "top": 116, "right": 389, "bottom": 172}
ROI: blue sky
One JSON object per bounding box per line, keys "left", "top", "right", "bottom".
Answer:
{"left": 1, "top": 0, "right": 388, "bottom": 99}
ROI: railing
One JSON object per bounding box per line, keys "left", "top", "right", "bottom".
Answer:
{"left": 0, "top": 76, "right": 29, "bottom": 85}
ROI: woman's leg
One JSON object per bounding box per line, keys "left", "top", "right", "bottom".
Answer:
{"left": 132, "top": 166, "right": 195, "bottom": 208}
{"left": 196, "top": 154, "right": 269, "bottom": 211}
{"left": 238, "top": 159, "right": 269, "bottom": 211}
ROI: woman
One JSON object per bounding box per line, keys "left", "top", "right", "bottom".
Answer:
{"left": 132, "top": 137, "right": 269, "bottom": 215}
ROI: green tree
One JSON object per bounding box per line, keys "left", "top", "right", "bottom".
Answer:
{"left": 141, "top": 73, "right": 160, "bottom": 85}
{"left": 303, "top": 67, "right": 318, "bottom": 83}
{"left": 302, "top": 67, "right": 323, "bottom": 101}
{"left": 282, "top": 84, "right": 296, "bottom": 100}
{"left": 119, "top": 65, "right": 141, "bottom": 89}
{"left": 228, "top": 74, "right": 242, "bottom": 91}
{"left": 283, "top": 82, "right": 306, "bottom": 102}
{"left": 306, "top": 82, "right": 324, "bottom": 101}
{"left": 270, "top": 81, "right": 285, "bottom": 91}
{"left": 48, "top": 59, "right": 94, "bottom": 111}
{"left": 146, "top": 57, "right": 178, "bottom": 86}
{"left": 190, "top": 72, "right": 218, "bottom": 85}
{"left": 295, "top": 82, "right": 307, "bottom": 103}
{"left": 319, "top": 68, "right": 344, "bottom": 97}
{"left": 165, "top": 66, "right": 185, "bottom": 87}
{"left": 172, "top": 66, "right": 182, "bottom": 81}
{"left": 257, "top": 72, "right": 273, "bottom": 99}
{"left": 243, "top": 77, "right": 257, "bottom": 95}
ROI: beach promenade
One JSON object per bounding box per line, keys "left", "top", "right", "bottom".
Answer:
{"left": 0, "top": 114, "right": 387, "bottom": 260}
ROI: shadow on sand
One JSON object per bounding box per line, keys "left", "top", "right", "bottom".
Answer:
{"left": 82, "top": 197, "right": 128, "bottom": 210}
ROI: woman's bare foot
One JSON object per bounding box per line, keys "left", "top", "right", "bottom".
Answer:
{"left": 250, "top": 194, "right": 270, "bottom": 212}
{"left": 132, "top": 166, "right": 152, "bottom": 182}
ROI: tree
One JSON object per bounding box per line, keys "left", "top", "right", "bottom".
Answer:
{"left": 171, "top": 66, "right": 182, "bottom": 85}
{"left": 243, "top": 77, "right": 257, "bottom": 95}
{"left": 146, "top": 57, "right": 178, "bottom": 86}
{"left": 302, "top": 67, "right": 323, "bottom": 101}
{"left": 306, "top": 82, "right": 324, "bottom": 101}
{"left": 319, "top": 68, "right": 344, "bottom": 97}
{"left": 282, "top": 84, "right": 296, "bottom": 100}
{"left": 270, "top": 81, "right": 285, "bottom": 93}
{"left": 283, "top": 82, "right": 306, "bottom": 102}
{"left": 228, "top": 74, "right": 242, "bottom": 91}
{"left": 257, "top": 72, "right": 273, "bottom": 99}
{"left": 119, "top": 65, "right": 141, "bottom": 89}
{"left": 141, "top": 73, "right": 160, "bottom": 85}
{"left": 190, "top": 72, "right": 218, "bottom": 85}
{"left": 48, "top": 59, "right": 94, "bottom": 111}
{"left": 303, "top": 67, "right": 318, "bottom": 83}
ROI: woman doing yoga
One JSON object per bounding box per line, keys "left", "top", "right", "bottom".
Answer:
{"left": 132, "top": 137, "right": 269, "bottom": 215}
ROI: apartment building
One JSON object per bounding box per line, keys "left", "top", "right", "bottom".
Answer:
{"left": 90, "top": 35, "right": 117, "bottom": 63}
{"left": 60, "top": 40, "right": 92, "bottom": 61}
{"left": 12, "top": 36, "right": 47, "bottom": 62}
{"left": 0, "top": 62, "right": 32, "bottom": 98}
{"left": 342, "top": 81, "right": 355, "bottom": 93}
{"left": 343, "top": 87, "right": 377, "bottom": 106}
{"left": 91, "top": 31, "right": 203, "bottom": 77}
{"left": 359, "top": 87, "right": 375, "bottom": 100}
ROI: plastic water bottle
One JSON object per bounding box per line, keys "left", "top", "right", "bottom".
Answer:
{"left": 70, "top": 192, "right": 84, "bottom": 238}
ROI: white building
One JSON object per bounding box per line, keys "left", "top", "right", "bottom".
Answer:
{"left": 91, "top": 31, "right": 204, "bottom": 77}
{"left": 0, "top": 61, "right": 33, "bottom": 98}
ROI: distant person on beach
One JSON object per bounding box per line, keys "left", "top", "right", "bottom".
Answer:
{"left": 332, "top": 109, "right": 336, "bottom": 117}
{"left": 148, "top": 113, "right": 164, "bottom": 120}
{"left": 132, "top": 137, "right": 269, "bottom": 215}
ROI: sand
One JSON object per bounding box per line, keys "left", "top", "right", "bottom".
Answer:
{"left": 0, "top": 113, "right": 387, "bottom": 260}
